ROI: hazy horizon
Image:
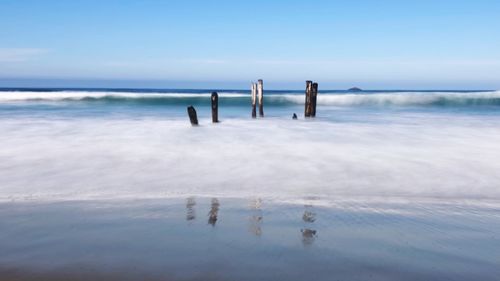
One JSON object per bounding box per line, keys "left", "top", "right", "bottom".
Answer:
{"left": 0, "top": 78, "right": 498, "bottom": 91}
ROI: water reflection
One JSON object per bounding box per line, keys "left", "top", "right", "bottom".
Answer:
{"left": 301, "top": 205, "right": 317, "bottom": 246}
{"left": 186, "top": 197, "right": 196, "bottom": 221}
{"left": 302, "top": 209, "right": 316, "bottom": 223}
{"left": 208, "top": 198, "right": 220, "bottom": 226}
{"left": 301, "top": 229, "right": 317, "bottom": 246}
{"left": 248, "top": 198, "right": 263, "bottom": 236}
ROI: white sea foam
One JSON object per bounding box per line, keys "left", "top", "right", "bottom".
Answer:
{"left": 277, "top": 91, "right": 500, "bottom": 106}
{"left": 1, "top": 113, "right": 500, "bottom": 203}
{"left": 316, "top": 91, "right": 500, "bottom": 106}
{"left": 0, "top": 91, "right": 248, "bottom": 101}
{"left": 1, "top": 90, "right": 500, "bottom": 107}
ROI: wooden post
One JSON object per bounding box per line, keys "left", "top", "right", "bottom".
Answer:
{"left": 211, "top": 92, "right": 219, "bottom": 123}
{"left": 304, "top": 80, "right": 313, "bottom": 117}
{"left": 251, "top": 83, "right": 257, "bottom": 118}
{"left": 187, "top": 105, "right": 198, "bottom": 126}
{"left": 257, "top": 79, "right": 264, "bottom": 117}
{"left": 311, "top": 82, "right": 318, "bottom": 117}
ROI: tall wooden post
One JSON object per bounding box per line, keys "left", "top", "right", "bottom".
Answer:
{"left": 311, "top": 83, "right": 318, "bottom": 117}
{"left": 251, "top": 83, "right": 257, "bottom": 118}
{"left": 211, "top": 92, "right": 219, "bottom": 123}
{"left": 187, "top": 105, "right": 198, "bottom": 126}
{"left": 304, "top": 80, "right": 313, "bottom": 117}
{"left": 257, "top": 79, "right": 264, "bottom": 117}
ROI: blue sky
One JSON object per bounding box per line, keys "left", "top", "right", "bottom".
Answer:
{"left": 0, "top": 0, "right": 499, "bottom": 89}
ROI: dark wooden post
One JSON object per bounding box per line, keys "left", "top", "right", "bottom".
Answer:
{"left": 304, "top": 81, "right": 312, "bottom": 117}
{"left": 251, "top": 83, "right": 257, "bottom": 118}
{"left": 187, "top": 105, "right": 198, "bottom": 126}
{"left": 311, "top": 82, "right": 318, "bottom": 117}
{"left": 257, "top": 79, "right": 264, "bottom": 117}
{"left": 211, "top": 92, "right": 219, "bottom": 123}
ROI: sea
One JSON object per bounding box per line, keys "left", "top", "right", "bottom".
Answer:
{"left": 1, "top": 88, "right": 500, "bottom": 280}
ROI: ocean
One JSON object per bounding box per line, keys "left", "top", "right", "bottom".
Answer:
{"left": 1, "top": 88, "right": 500, "bottom": 201}
{"left": 1, "top": 88, "right": 500, "bottom": 280}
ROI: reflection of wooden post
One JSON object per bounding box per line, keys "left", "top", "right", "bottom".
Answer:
{"left": 251, "top": 83, "right": 257, "bottom": 118}
{"left": 211, "top": 92, "right": 219, "bottom": 123}
{"left": 187, "top": 106, "right": 198, "bottom": 125}
{"left": 208, "top": 198, "right": 220, "bottom": 226}
{"left": 186, "top": 197, "right": 196, "bottom": 221}
{"left": 257, "top": 79, "right": 264, "bottom": 117}
{"left": 311, "top": 83, "right": 318, "bottom": 117}
{"left": 301, "top": 205, "right": 317, "bottom": 246}
{"left": 249, "top": 198, "right": 263, "bottom": 236}
{"left": 304, "top": 81, "right": 312, "bottom": 117}
{"left": 301, "top": 229, "right": 317, "bottom": 246}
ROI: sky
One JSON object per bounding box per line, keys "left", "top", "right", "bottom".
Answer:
{"left": 0, "top": 0, "right": 499, "bottom": 89}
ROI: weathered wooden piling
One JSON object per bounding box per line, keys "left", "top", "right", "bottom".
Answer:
{"left": 257, "top": 79, "right": 264, "bottom": 117}
{"left": 304, "top": 80, "right": 313, "bottom": 117}
{"left": 187, "top": 105, "right": 198, "bottom": 125}
{"left": 311, "top": 82, "right": 318, "bottom": 117}
{"left": 211, "top": 92, "right": 219, "bottom": 123}
{"left": 251, "top": 83, "right": 257, "bottom": 118}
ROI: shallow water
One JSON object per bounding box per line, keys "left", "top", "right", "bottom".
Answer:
{"left": 1, "top": 198, "right": 499, "bottom": 281}
{"left": 2, "top": 90, "right": 500, "bottom": 201}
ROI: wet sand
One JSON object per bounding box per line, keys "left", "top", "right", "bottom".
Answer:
{"left": 1, "top": 197, "right": 499, "bottom": 281}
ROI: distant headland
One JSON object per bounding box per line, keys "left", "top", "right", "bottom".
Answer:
{"left": 348, "top": 87, "right": 363, "bottom": 92}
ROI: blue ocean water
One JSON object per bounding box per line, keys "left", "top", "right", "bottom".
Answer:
{"left": 1, "top": 88, "right": 500, "bottom": 120}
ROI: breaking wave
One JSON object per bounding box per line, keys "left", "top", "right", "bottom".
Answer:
{"left": 1, "top": 90, "right": 500, "bottom": 107}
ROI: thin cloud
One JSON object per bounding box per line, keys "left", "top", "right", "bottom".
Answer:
{"left": 0, "top": 48, "right": 48, "bottom": 62}
{"left": 102, "top": 58, "right": 228, "bottom": 68}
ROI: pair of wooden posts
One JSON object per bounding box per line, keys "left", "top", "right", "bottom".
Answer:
{"left": 304, "top": 81, "right": 318, "bottom": 118}
{"left": 251, "top": 79, "right": 264, "bottom": 118}
{"left": 187, "top": 92, "right": 219, "bottom": 126}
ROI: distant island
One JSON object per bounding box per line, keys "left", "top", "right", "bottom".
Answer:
{"left": 348, "top": 87, "right": 363, "bottom": 92}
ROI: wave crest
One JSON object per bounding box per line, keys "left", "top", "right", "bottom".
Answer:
{"left": 1, "top": 90, "right": 500, "bottom": 107}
